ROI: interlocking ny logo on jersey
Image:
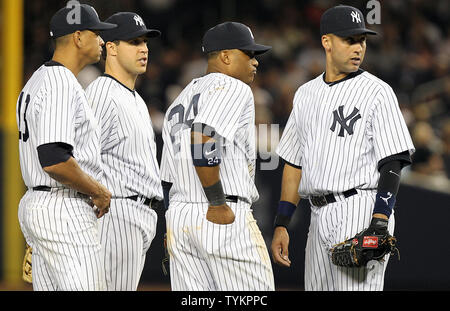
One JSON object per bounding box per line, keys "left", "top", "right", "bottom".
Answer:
{"left": 330, "top": 106, "right": 361, "bottom": 137}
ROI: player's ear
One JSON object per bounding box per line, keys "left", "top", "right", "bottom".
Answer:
{"left": 72, "top": 30, "right": 83, "bottom": 48}
{"left": 219, "top": 50, "right": 231, "bottom": 65}
{"left": 321, "top": 35, "right": 331, "bottom": 52}
{"left": 105, "top": 41, "right": 118, "bottom": 57}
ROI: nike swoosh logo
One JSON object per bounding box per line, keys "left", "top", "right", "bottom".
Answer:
{"left": 205, "top": 149, "right": 216, "bottom": 156}
{"left": 389, "top": 170, "right": 400, "bottom": 177}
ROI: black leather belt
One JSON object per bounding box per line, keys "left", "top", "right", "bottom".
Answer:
{"left": 126, "top": 195, "right": 160, "bottom": 209}
{"left": 224, "top": 195, "right": 251, "bottom": 204}
{"left": 225, "top": 195, "right": 239, "bottom": 203}
{"left": 32, "top": 186, "right": 52, "bottom": 192}
{"left": 310, "top": 188, "right": 358, "bottom": 207}
{"left": 32, "top": 185, "right": 88, "bottom": 199}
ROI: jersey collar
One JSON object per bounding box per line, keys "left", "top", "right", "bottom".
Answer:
{"left": 102, "top": 73, "right": 136, "bottom": 95}
{"left": 322, "top": 68, "right": 364, "bottom": 87}
{"left": 44, "top": 60, "right": 65, "bottom": 67}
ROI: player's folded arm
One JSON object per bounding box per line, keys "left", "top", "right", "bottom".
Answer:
{"left": 190, "top": 122, "right": 226, "bottom": 206}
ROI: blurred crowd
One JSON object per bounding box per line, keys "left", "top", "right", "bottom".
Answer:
{"left": 24, "top": 0, "right": 450, "bottom": 191}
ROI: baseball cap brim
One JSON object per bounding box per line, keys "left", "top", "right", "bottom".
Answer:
{"left": 88, "top": 21, "right": 117, "bottom": 31}
{"left": 102, "top": 28, "right": 161, "bottom": 42}
{"left": 126, "top": 28, "right": 161, "bottom": 39}
{"left": 239, "top": 43, "right": 272, "bottom": 55}
{"left": 332, "top": 28, "right": 377, "bottom": 37}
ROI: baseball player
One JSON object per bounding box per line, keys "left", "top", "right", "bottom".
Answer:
{"left": 271, "top": 5, "right": 415, "bottom": 291}
{"left": 160, "top": 22, "right": 275, "bottom": 291}
{"left": 17, "top": 4, "right": 115, "bottom": 290}
{"left": 85, "top": 12, "right": 163, "bottom": 291}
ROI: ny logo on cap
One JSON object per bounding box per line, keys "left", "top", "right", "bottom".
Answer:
{"left": 330, "top": 106, "right": 361, "bottom": 137}
{"left": 134, "top": 15, "right": 145, "bottom": 27}
{"left": 351, "top": 11, "right": 361, "bottom": 23}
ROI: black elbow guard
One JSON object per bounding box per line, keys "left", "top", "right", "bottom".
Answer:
{"left": 191, "top": 141, "right": 222, "bottom": 167}
{"left": 37, "top": 142, "right": 73, "bottom": 168}
{"left": 191, "top": 123, "right": 222, "bottom": 167}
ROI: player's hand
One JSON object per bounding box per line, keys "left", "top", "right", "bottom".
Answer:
{"left": 271, "top": 226, "right": 291, "bottom": 267}
{"left": 91, "top": 183, "right": 112, "bottom": 218}
{"left": 206, "top": 204, "right": 235, "bottom": 224}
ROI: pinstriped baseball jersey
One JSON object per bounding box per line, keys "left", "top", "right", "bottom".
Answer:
{"left": 277, "top": 70, "right": 415, "bottom": 197}
{"left": 161, "top": 72, "right": 258, "bottom": 204}
{"left": 86, "top": 74, "right": 162, "bottom": 290}
{"left": 162, "top": 72, "right": 274, "bottom": 291}
{"left": 17, "top": 62, "right": 102, "bottom": 187}
{"left": 85, "top": 74, "right": 163, "bottom": 200}
{"left": 277, "top": 69, "right": 414, "bottom": 291}
{"left": 17, "top": 61, "right": 105, "bottom": 291}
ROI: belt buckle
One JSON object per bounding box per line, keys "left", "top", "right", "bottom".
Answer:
{"left": 312, "top": 195, "right": 328, "bottom": 207}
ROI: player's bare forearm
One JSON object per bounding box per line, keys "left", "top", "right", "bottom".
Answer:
{"left": 191, "top": 130, "right": 221, "bottom": 189}
{"left": 43, "top": 157, "right": 111, "bottom": 216}
{"left": 271, "top": 163, "right": 300, "bottom": 267}
{"left": 191, "top": 131, "right": 234, "bottom": 224}
{"left": 194, "top": 159, "right": 234, "bottom": 224}
{"left": 194, "top": 165, "right": 220, "bottom": 187}
{"left": 280, "top": 163, "right": 302, "bottom": 204}
{"left": 44, "top": 157, "right": 102, "bottom": 195}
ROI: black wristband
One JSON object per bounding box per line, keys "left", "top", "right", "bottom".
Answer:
{"left": 274, "top": 214, "right": 291, "bottom": 230}
{"left": 203, "top": 180, "right": 226, "bottom": 206}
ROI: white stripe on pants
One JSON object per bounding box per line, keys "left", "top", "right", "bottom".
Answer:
{"left": 18, "top": 190, "right": 105, "bottom": 291}
{"left": 97, "top": 198, "right": 157, "bottom": 290}
{"left": 304, "top": 191, "right": 395, "bottom": 291}
{"left": 166, "top": 201, "right": 275, "bottom": 291}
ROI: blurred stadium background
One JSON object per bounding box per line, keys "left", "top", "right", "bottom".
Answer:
{"left": 0, "top": 0, "right": 449, "bottom": 291}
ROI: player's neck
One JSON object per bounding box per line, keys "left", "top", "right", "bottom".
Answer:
{"left": 51, "top": 50, "right": 87, "bottom": 76}
{"left": 324, "top": 66, "right": 350, "bottom": 83}
{"left": 105, "top": 63, "right": 137, "bottom": 91}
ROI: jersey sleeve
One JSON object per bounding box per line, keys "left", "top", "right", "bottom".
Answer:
{"left": 86, "top": 81, "right": 119, "bottom": 152}
{"left": 160, "top": 118, "right": 175, "bottom": 183}
{"left": 276, "top": 98, "right": 302, "bottom": 167}
{"left": 193, "top": 79, "right": 252, "bottom": 142}
{"left": 36, "top": 69, "right": 77, "bottom": 147}
{"left": 370, "top": 86, "right": 415, "bottom": 165}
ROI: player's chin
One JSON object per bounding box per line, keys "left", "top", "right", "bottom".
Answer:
{"left": 246, "top": 72, "right": 256, "bottom": 84}
{"left": 88, "top": 53, "right": 102, "bottom": 64}
{"left": 348, "top": 60, "right": 362, "bottom": 71}
{"left": 136, "top": 65, "right": 147, "bottom": 74}
{"left": 345, "top": 64, "right": 360, "bottom": 73}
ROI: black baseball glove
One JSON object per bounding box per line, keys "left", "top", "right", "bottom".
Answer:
{"left": 330, "top": 218, "right": 399, "bottom": 267}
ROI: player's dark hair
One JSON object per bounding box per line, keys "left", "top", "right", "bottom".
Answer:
{"left": 207, "top": 51, "right": 220, "bottom": 60}
{"left": 53, "top": 34, "right": 70, "bottom": 49}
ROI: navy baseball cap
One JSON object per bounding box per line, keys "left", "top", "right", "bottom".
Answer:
{"left": 202, "top": 22, "right": 271, "bottom": 55}
{"left": 320, "top": 5, "right": 377, "bottom": 37}
{"left": 100, "top": 12, "right": 161, "bottom": 43}
{"left": 50, "top": 4, "right": 116, "bottom": 38}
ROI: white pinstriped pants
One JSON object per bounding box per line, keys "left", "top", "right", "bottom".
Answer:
{"left": 18, "top": 189, "right": 105, "bottom": 291}
{"left": 97, "top": 198, "right": 157, "bottom": 291}
{"left": 166, "top": 201, "right": 275, "bottom": 291}
{"left": 305, "top": 190, "right": 395, "bottom": 291}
